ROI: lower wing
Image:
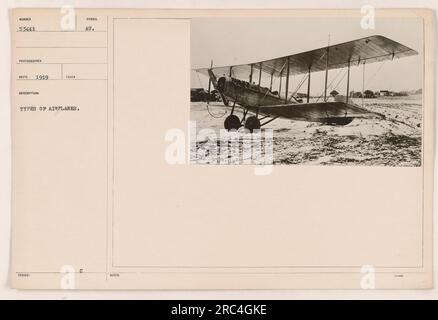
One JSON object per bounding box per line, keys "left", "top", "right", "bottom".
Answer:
{"left": 252, "top": 102, "right": 385, "bottom": 123}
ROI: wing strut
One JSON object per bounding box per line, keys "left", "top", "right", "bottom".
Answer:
{"left": 258, "top": 62, "right": 262, "bottom": 86}
{"left": 278, "top": 74, "right": 282, "bottom": 96}
{"left": 346, "top": 60, "right": 351, "bottom": 104}
{"left": 285, "top": 57, "right": 290, "bottom": 103}
{"left": 324, "top": 46, "right": 330, "bottom": 101}
{"left": 207, "top": 60, "right": 213, "bottom": 105}
{"left": 361, "top": 61, "right": 366, "bottom": 106}
{"left": 306, "top": 66, "right": 311, "bottom": 103}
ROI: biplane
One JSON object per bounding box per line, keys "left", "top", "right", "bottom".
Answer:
{"left": 194, "top": 35, "right": 418, "bottom": 132}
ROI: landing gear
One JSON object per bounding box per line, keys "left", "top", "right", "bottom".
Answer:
{"left": 223, "top": 106, "right": 271, "bottom": 132}
{"left": 224, "top": 101, "right": 242, "bottom": 131}
{"left": 224, "top": 115, "right": 241, "bottom": 131}
{"left": 244, "top": 116, "right": 261, "bottom": 132}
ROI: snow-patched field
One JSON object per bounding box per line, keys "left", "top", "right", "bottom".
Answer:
{"left": 190, "top": 95, "right": 422, "bottom": 166}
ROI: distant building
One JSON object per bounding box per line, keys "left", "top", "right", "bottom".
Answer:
{"left": 330, "top": 90, "right": 339, "bottom": 97}
{"left": 394, "top": 91, "right": 408, "bottom": 97}
{"left": 350, "top": 91, "right": 362, "bottom": 98}
{"left": 191, "top": 88, "right": 207, "bottom": 102}
{"left": 363, "top": 90, "right": 375, "bottom": 98}
{"left": 190, "top": 88, "right": 221, "bottom": 102}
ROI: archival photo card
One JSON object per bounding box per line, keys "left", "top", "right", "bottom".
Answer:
{"left": 10, "top": 8, "right": 434, "bottom": 290}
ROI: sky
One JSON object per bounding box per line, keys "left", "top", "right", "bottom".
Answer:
{"left": 191, "top": 17, "right": 423, "bottom": 94}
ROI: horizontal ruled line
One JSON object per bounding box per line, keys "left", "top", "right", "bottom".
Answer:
{"left": 16, "top": 30, "right": 107, "bottom": 33}
{"left": 16, "top": 79, "right": 108, "bottom": 81}
{"left": 16, "top": 62, "right": 107, "bottom": 65}
{"left": 16, "top": 46, "right": 108, "bottom": 49}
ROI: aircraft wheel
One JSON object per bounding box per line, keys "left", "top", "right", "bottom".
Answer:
{"left": 224, "top": 115, "right": 241, "bottom": 131}
{"left": 244, "top": 116, "right": 261, "bottom": 133}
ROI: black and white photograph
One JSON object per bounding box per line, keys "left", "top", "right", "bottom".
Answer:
{"left": 191, "top": 17, "right": 423, "bottom": 166}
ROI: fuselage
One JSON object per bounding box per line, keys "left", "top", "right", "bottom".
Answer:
{"left": 217, "top": 76, "right": 296, "bottom": 108}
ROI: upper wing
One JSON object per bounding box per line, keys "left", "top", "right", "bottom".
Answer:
{"left": 195, "top": 35, "right": 418, "bottom": 78}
